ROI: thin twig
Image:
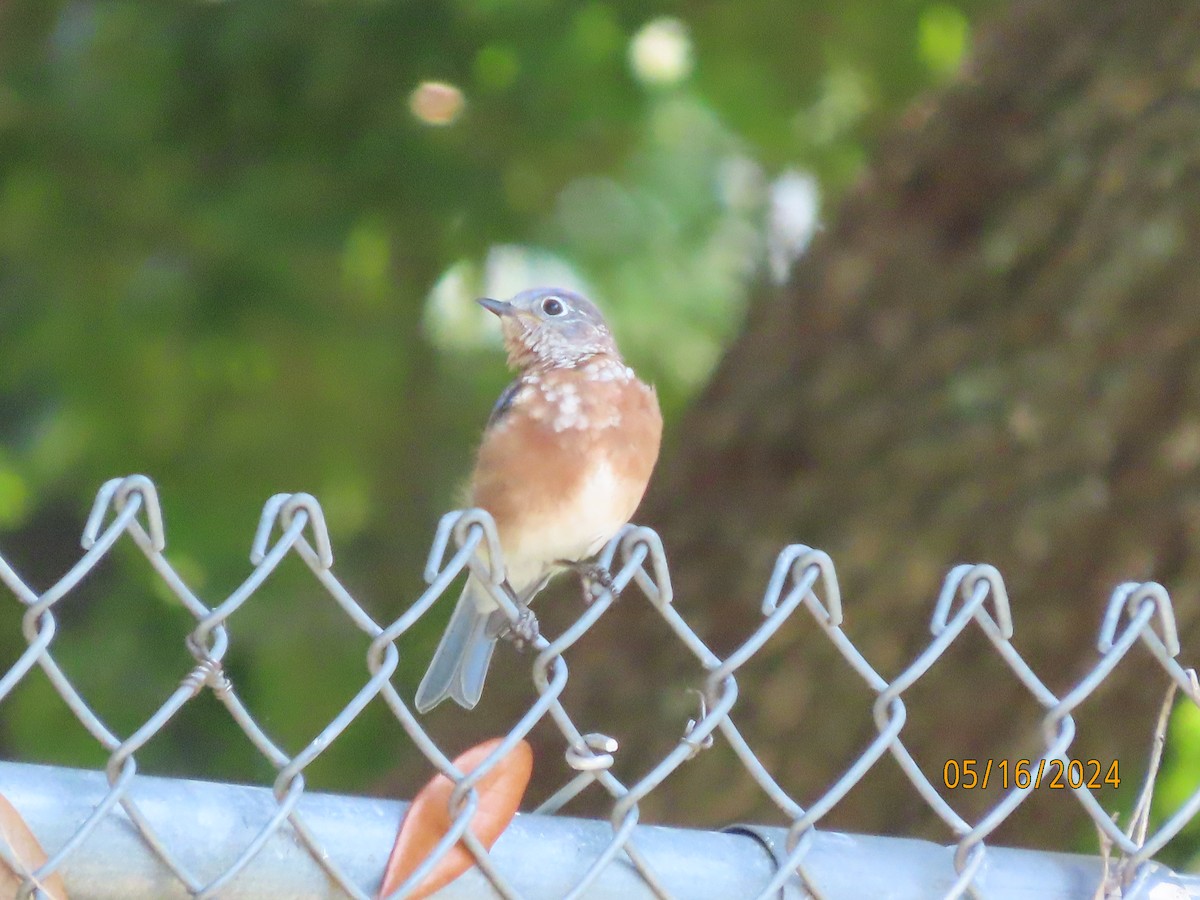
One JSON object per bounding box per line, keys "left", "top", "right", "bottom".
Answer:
{"left": 1091, "top": 813, "right": 1116, "bottom": 900}
{"left": 1125, "top": 680, "right": 1178, "bottom": 850}
{"left": 1109, "top": 672, "right": 1198, "bottom": 894}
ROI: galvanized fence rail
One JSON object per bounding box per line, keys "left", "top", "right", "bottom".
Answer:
{"left": 0, "top": 474, "right": 1198, "bottom": 899}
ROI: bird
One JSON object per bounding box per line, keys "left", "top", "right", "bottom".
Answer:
{"left": 415, "top": 287, "right": 663, "bottom": 712}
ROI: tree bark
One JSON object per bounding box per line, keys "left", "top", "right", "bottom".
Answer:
{"left": 578, "top": 0, "right": 1200, "bottom": 848}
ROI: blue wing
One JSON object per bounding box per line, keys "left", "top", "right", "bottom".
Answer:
{"left": 487, "top": 378, "right": 522, "bottom": 428}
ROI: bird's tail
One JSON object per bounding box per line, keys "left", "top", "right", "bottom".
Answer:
{"left": 414, "top": 577, "right": 498, "bottom": 713}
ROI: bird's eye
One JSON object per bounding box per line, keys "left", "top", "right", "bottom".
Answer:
{"left": 541, "top": 296, "right": 566, "bottom": 316}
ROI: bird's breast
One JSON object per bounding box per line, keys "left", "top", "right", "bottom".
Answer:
{"left": 470, "top": 366, "right": 662, "bottom": 590}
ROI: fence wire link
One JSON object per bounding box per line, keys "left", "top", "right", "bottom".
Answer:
{"left": 0, "top": 474, "right": 1198, "bottom": 899}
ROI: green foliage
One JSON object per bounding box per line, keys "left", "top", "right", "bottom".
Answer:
{"left": 919, "top": 4, "right": 971, "bottom": 75}
{"left": 1156, "top": 699, "right": 1200, "bottom": 866}
{"left": 0, "top": 0, "right": 990, "bottom": 791}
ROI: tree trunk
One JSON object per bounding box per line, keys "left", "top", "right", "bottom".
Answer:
{"left": 575, "top": 0, "right": 1200, "bottom": 849}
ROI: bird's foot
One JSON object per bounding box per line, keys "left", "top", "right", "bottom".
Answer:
{"left": 557, "top": 560, "right": 618, "bottom": 605}
{"left": 498, "top": 605, "right": 540, "bottom": 652}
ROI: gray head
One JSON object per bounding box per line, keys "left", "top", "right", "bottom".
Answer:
{"left": 478, "top": 287, "right": 618, "bottom": 369}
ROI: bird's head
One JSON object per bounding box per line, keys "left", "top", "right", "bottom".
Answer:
{"left": 478, "top": 287, "right": 619, "bottom": 369}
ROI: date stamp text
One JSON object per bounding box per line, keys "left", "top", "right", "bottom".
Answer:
{"left": 942, "top": 758, "right": 1120, "bottom": 790}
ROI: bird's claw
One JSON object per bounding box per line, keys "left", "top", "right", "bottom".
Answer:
{"left": 557, "top": 560, "right": 618, "bottom": 605}
{"left": 499, "top": 605, "right": 540, "bottom": 652}
{"left": 583, "top": 565, "right": 616, "bottom": 604}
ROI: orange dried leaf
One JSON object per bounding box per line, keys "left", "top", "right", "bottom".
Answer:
{"left": 380, "top": 737, "right": 532, "bottom": 900}
{"left": 0, "top": 793, "right": 68, "bottom": 900}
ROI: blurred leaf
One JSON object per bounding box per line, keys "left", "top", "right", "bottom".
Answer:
{"left": 919, "top": 4, "right": 970, "bottom": 75}
{"left": 0, "top": 456, "right": 30, "bottom": 529}
{"left": 380, "top": 737, "right": 533, "bottom": 900}
{"left": 0, "top": 792, "right": 68, "bottom": 900}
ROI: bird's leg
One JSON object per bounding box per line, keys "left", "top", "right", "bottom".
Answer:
{"left": 491, "top": 580, "right": 541, "bottom": 652}
{"left": 556, "top": 559, "right": 618, "bottom": 605}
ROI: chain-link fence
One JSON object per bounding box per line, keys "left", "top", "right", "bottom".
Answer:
{"left": 1, "top": 474, "right": 1199, "bottom": 899}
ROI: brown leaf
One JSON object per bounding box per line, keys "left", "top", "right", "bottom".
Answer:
{"left": 0, "top": 793, "right": 68, "bottom": 900}
{"left": 380, "top": 737, "right": 532, "bottom": 900}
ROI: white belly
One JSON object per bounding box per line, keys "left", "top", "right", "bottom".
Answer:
{"left": 503, "top": 458, "right": 634, "bottom": 591}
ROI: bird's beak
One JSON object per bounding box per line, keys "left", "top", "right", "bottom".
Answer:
{"left": 477, "top": 297, "right": 516, "bottom": 317}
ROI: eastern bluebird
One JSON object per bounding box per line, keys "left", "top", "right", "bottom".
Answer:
{"left": 415, "top": 287, "right": 663, "bottom": 712}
